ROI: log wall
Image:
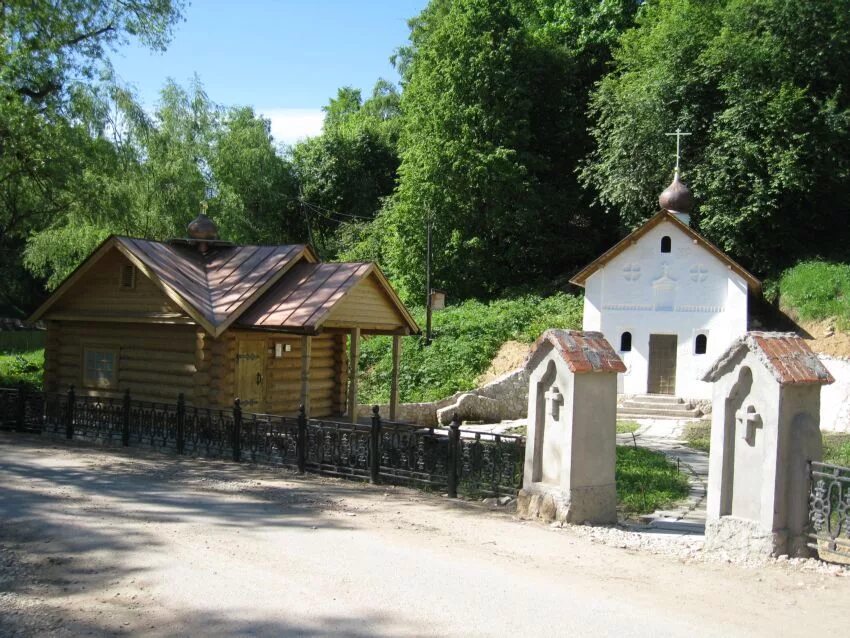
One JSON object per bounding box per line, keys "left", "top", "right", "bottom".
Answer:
{"left": 49, "top": 321, "right": 197, "bottom": 404}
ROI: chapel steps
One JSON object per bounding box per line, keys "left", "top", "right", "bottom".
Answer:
{"left": 617, "top": 394, "right": 703, "bottom": 420}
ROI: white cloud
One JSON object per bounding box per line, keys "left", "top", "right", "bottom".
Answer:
{"left": 259, "top": 108, "right": 325, "bottom": 146}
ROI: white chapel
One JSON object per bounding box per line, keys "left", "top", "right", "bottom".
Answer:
{"left": 570, "top": 167, "right": 761, "bottom": 400}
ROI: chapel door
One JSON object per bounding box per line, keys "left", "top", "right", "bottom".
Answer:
{"left": 236, "top": 340, "right": 266, "bottom": 412}
{"left": 647, "top": 334, "right": 677, "bottom": 395}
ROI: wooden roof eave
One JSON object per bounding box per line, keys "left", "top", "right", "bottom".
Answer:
{"left": 568, "top": 211, "right": 762, "bottom": 295}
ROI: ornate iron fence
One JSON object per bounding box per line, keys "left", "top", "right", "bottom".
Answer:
{"left": 0, "top": 386, "right": 526, "bottom": 498}
{"left": 809, "top": 461, "right": 850, "bottom": 562}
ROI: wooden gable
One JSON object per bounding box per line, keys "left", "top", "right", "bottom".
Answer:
{"left": 46, "top": 246, "right": 192, "bottom": 325}
{"left": 322, "top": 272, "right": 412, "bottom": 333}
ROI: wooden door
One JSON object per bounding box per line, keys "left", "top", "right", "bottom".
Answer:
{"left": 647, "top": 334, "right": 677, "bottom": 395}
{"left": 236, "top": 340, "right": 266, "bottom": 411}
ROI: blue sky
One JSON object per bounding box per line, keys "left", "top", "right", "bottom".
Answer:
{"left": 109, "top": 1, "right": 426, "bottom": 144}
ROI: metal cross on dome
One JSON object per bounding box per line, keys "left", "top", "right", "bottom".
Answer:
{"left": 666, "top": 128, "right": 692, "bottom": 173}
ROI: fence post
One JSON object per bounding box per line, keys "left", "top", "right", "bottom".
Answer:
{"left": 232, "top": 398, "right": 242, "bottom": 462}
{"left": 370, "top": 405, "right": 381, "bottom": 484}
{"left": 176, "top": 393, "right": 185, "bottom": 455}
{"left": 16, "top": 382, "right": 26, "bottom": 431}
{"left": 65, "top": 385, "right": 75, "bottom": 440}
{"left": 447, "top": 413, "right": 461, "bottom": 498}
{"left": 297, "top": 404, "right": 307, "bottom": 474}
{"left": 122, "top": 388, "right": 131, "bottom": 446}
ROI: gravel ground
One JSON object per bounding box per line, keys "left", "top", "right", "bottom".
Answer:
{"left": 1, "top": 432, "right": 848, "bottom": 637}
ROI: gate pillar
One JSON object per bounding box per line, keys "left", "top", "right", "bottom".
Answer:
{"left": 701, "top": 332, "right": 833, "bottom": 558}
{"left": 516, "top": 330, "right": 625, "bottom": 524}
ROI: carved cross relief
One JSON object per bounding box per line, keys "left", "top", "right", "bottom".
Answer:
{"left": 736, "top": 405, "right": 762, "bottom": 446}
{"left": 544, "top": 386, "right": 563, "bottom": 420}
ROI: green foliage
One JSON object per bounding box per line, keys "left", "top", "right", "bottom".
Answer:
{"left": 373, "top": 0, "right": 636, "bottom": 301}
{"left": 0, "top": 0, "right": 185, "bottom": 311}
{"left": 823, "top": 435, "right": 850, "bottom": 468}
{"left": 777, "top": 261, "right": 850, "bottom": 330}
{"left": 684, "top": 421, "right": 712, "bottom": 454}
{"left": 583, "top": 0, "right": 850, "bottom": 277}
{"left": 358, "top": 293, "right": 582, "bottom": 404}
{"left": 0, "top": 349, "right": 44, "bottom": 391}
{"left": 616, "top": 445, "right": 690, "bottom": 514}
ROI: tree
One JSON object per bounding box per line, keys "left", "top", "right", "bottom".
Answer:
{"left": 375, "top": 0, "right": 638, "bottom": 302}
{"left": 0, "top": 0, "right": 185, "bottom": 312}
{"left": 582, "top": 0, "right": 850, "bottom": 276}
{"left": 291, "top": 80, "right": 402, "bottom": 258}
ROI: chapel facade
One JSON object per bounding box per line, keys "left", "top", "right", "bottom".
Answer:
{"left": 570, "top": 171, "right": 760, "bottom": 400}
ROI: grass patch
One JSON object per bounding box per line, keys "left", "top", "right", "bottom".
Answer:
{"left": 358, "top": 293, "right": 582, "bottom": 404}
{"left": 0, "top": 349, "right": 44, "bottom": 390}
{"left": 616, "top": 420, "right": 640, "bottom": 435}
{"left": 683, "top": 421, "right": 712, "bottom": 453}
{"left": 777, "top": 261, "right": 850, "bottom": 329}
{"left": 823, "top": 434, "right": 850, "bottom": 467}
{"left": 616, "top": 445, "right": 690, "bottom": 514}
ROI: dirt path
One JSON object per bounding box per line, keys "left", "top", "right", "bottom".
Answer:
{"left": 0, "top": 432, "right": 846, "bottom": 637}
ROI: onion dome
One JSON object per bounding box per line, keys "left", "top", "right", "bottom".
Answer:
{"left": 187, "top": 213, "right": 219, "bottom": 241}
{"left": 659, "top": 170, "right": 694, "bottom": 214}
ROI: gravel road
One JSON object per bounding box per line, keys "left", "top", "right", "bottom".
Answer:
{"left": 0, "top": 432, "right": 846, "bottom": 637}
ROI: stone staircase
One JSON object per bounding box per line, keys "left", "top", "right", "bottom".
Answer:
{"left": 617, "top": 394, "right": 703, "bottom": 420}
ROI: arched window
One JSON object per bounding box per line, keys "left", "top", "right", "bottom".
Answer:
{"left": 620, "top": 331, "right": 632, "bottom": 352}
{"left": 661, "top": 236, "right": 672, "bottom": 253}
{"left": 695, "top": 334, "right": 708, "bottom": 355}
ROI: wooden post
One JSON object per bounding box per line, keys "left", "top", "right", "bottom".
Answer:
{"left": 232, "top": 398, "right": 242, "bottom": 462}
{"left": 15, "top": 382, "right": 26, "bottom": 431}
{"left": 348, "top": 327, "right": 360, "bottom": 423}
{"left": 176, "top": 393, "right": 186, "bottom": 455}
{"left": 300, "top": 335, "right": 312, "bottom": 418}
{"left": 389, "top": 335, "right": 401, "bottom": 421}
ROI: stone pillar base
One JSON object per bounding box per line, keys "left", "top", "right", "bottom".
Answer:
{"left": 704, "top": 517, "right": 810, "bottom": 558}
{"left": 517, "top": 484, "right": 617, "bottom": 525}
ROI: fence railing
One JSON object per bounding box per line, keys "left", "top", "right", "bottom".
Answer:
{"left": 0, "top": 386, "right": 525, "bottom": 498}
{"left": 808, "top": 460, "right": 850, "bottom": 562}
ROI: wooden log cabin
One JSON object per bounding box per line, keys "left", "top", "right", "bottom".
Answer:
{"left": 28, "top": 214, "right": 419, "bottom": 420}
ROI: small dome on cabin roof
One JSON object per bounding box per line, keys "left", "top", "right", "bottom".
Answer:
{"left": 659, "top": 170, "right": 694, "bottom": 214}
{"left": 187, "top": 213, "right": 219, "bottom": 240}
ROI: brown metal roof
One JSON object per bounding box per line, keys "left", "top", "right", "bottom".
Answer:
{"left": 702, "top": 332, "right": 834, "bottom": 386}
{"left": 569, "top": 210, "right": 761, "bottom": 294}
{"left": 116, "top": 238, "right": 311, "bottom": 332}
{"left": 239, "top": 262, "right": 372, "bottom": 331}
{"left": 30, "top": 234, "right": 418, "bottom": 337}
{"left": 525, "top": 329, "right": 626, "bottom": 374}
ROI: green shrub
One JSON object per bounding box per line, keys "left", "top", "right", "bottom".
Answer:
{"left": 616, "top": 446, "right": 690, "bottom": 514}
{"left": 0, "top": 349, "right": 44, "bottom": 390}
{"left": 778, "top": 261, "right": 850, "bottom": 329}
{"left": 359, "top": 293, "right": 582, "bottom": 404}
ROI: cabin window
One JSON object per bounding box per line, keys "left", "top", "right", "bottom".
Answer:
{"left": 694, "top": 334, "right": 708, "bottom": 355}
{"left": 120, "top": 264, "right": 136, "bottom": 290}
{"left": 83, "top": 348, "right": 117, "bottom": 388}
{"left": 620, "top": 331, "right": 632, "bottom": 352}
{"left": 660, "top": 236, "right": 672, "bottom": 253}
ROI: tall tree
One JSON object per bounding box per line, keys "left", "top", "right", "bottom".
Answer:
{"left": 583, "top": 0, "right": 850, "bottom": 276}
{"left": 375, "top": 0, "right": 637, "bottom": 302}
{"left": 0, "top": 0, "right": 184, "bottom": 312}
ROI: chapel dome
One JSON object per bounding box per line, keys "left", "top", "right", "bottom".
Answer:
{"left": 659, "top": 171, "right": 694, "bottom": 214}
{"left": 187, "top": 213, "right": 219, "bottom": 240}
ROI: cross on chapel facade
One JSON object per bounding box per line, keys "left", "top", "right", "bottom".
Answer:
{"left": 735, "top": 405, "right": 762, "bottom": 445}
{"left": 545, "top": 385, "right": 563, "bottom": 419}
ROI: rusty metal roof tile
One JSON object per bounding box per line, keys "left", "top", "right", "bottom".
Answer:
{"left": 525, "top": 329, "right": 626, "bottom": 374}
{"left": 702, "top": 332, "right": 834, "bottom": 386}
